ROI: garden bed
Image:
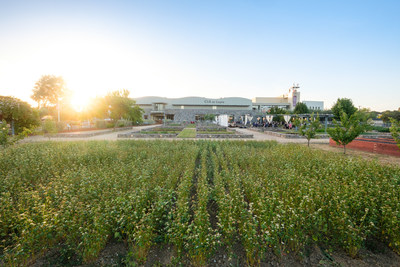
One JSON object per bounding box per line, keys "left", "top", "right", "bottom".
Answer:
{"left": 329, "top": 137, "right": 400, "bottom": 157}
{"left": 118, "top": 133, "right": 178, "bottom": 138}
{"left": 196, "top": 133, "right": 253, "bottom": 139}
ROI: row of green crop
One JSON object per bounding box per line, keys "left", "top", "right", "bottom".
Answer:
{"left": 212, "top": 141, "right": 400, "bottom": 263}
{"left": 1, "top": 140, "right": 400, "bottom": 266}
{"left": 0, "top": 141, "right": 199, "bottom": 265}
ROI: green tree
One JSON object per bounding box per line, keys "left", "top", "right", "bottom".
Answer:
{"left": 381, "top": 110, "right": 400, "bottom": 123}
{"left": 389, "top": 118, "right": 400, "bottom": 149}
{"left": 294, "top": 113, "right": 321, "bottom": 147}
{"left": 293, "top": 102, "right": 310, "bottom": 114}
{"left": 268, "top": 107, "right": 287, "bottom": 123}
{"left": 89, "top": 90, "right": 143, "bottom": 127}
{"left": 204, "top": 114, "right": 216, "bottom": 121}
{"left": 31, "top": 75, "right": 67, "bottom": 108}
{"left": 0, "top": 96, "right": 40, "bottom": 134}
{"left": 327, "top": 111, "right": 370, "bottom": 154}
{"left": 106, "top": 89, "right": 143, "bottom": 126}
{"left": 331, "top": 98, "right": 357, "bottom": 120}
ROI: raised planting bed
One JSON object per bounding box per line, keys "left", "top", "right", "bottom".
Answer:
{"left": 141, "top": 126, "right": 184, "bottom": 132}
{"left": 196, "top": 133, "right": 253, "bottom": 138}
{"left": 118, "top": 132, "right": 178, "bottom": 138}
{"left": 252, "top": 128, "right": 329, "bottom": 139}
{"left": 196, "top": 126, "right": 228, "bottom": 131}
{"left": 330, "top": 137, "right": 400, "bottom": 157}
{"left": 55, "top": 127, "right": 133, "bottom": 138}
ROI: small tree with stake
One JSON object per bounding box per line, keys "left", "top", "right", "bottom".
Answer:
{"left": 294, "top": 112, "right": 321, "bottom": 147}
{"left": 389, "top": 118, "right": 400, "bottom": 149}
{"left": 327, "top": 111, "right": 370, "bottom": 154}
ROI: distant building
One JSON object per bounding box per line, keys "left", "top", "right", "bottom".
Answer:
{"left": 302, "top": 101, "right": 324, "bottom": 111}
{"left": 135, "top": 96, "right": 252, "bottom": 122}
{"left": 134, "top": 84, "right": 323, "bottom": 122}
{"left": 252, "top": 84, "right": 301, "bottom": 112}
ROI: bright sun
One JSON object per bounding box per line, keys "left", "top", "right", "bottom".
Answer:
{"left": 70, "top": 93, "right": 91, "bottom": 112}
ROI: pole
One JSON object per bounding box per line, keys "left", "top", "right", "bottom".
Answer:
{"left": 57, "top": 99, "right": 60, "bottom": 122}
{"left": 11, "top": 120, "right": 15, "bottom": 136}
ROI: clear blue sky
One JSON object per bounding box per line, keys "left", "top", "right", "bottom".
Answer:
{"left": 0, "top": 0, "right": 399, "bottom": 111}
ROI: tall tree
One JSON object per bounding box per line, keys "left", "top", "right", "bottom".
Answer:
{"left": 294, "top": 112, "right": 321, "bottom": 147}
{"left": 0, "top": 96, "right": 40, "bottom": 134}
{"left": 88, "top": 89, "right": 143, "bottom": 126}
{"left": 31, "top": 75, "right": 67, "bottom": 108}
{"left": 293, "top": 102, "right": 310, "bottom": 114}
{"left": 268, "top": 106, "right": 287, "bottom": 123}
{"left": 381, "top": 110, "right": 400, "bottom": 123}
{"left": 331, "top": 98, "right": 357, "bottom": 120}
{"left": 327, "top": 111, "right": 370, "bottom": 154}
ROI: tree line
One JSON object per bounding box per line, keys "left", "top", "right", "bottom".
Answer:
{"left": 1, "top": 75, "right": 144, "bottom": 146}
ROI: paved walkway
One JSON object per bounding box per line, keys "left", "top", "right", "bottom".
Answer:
{"left": 23, "top": 126, "right": 329, "bottom": 144}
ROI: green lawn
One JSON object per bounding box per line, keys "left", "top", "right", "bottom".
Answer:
{"left": 177, "top": 128, "right": 196, "bottom": 138}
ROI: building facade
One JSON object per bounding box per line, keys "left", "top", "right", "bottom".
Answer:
{"left": 135, "top": 96, "right": 253, "bottom": 122}
{"left": 302, "top": 101, "right": 324, "bottom": 111}
{"left": 134, "top": 85, "right": 323, "bottom": 122}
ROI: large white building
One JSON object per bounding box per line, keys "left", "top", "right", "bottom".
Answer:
{"left": 134, "top": 85, "right": 324, "bottom": 122}
{"left": 252, "top": 84, "right": 301, "bottom": 112}
{"left": 302, "top": 101, "right": 324, "bottom": 111}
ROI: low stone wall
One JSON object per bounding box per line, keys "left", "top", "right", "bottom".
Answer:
{"left": 196, "top": 134, "right": 253, "bottom": 139}
{"left": 141, "top": 126, "right": 184, "bottom": 132}
{"left": 251, "top": 129, "right": 329, "bottom": 139}
{"left": 196, "top": 126, "right": 228, "bottom": 131}
{"left": 56, "top": 127, "right": 133, "bottom": 138}
{"left": 118, "top": 133, "right": 178, "bottom": 138}
{"left": 329, "top": 137, "right": 400, "bottom": 157}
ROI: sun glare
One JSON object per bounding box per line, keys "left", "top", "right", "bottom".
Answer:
{"left": 70, "top": 93, "right": 91, "bottom": 112}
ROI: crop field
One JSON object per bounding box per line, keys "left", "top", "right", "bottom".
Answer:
{"left": 1, "top": 141, "right": 400, "bottom": 266}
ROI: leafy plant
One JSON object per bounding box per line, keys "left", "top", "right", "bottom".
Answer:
{"left": 389, "top": 118, "right": 400, "bottom": 149}
{"left": 294, "top": 113, "right": 321, "bottom": 147}
{"left": 327, "top": 111, "right": 370, "bottom": 154}
{"left": 42, "top": 119, "right": 58, "bottom": 138}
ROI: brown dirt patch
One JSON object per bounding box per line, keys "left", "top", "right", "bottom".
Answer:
{"left": 310, "top": 144, "right": 400, "bottom": 166}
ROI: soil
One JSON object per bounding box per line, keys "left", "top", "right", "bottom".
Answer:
{"left": 29, "top": 239, "right": 400, "bottom": 266}
{"left": 310, "top": 143, "right": 400, "bottom": 166}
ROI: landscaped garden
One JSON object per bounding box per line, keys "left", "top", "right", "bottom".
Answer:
{"left": 118, "top": 124, "right": 253, "bottom": 139}
{"left": 1, "top": 140, "right": 400, "bottom": 266}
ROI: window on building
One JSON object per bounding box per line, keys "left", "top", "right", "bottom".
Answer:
{"left": 154, "top": 103, "right": 165, "bottom": 111}
{"left": 144, "top": 115, "right": 148, "bottom": 119}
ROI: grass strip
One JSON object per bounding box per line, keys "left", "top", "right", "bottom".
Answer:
{"left": 177, "top": 128, "right": 197, "bottom": 138}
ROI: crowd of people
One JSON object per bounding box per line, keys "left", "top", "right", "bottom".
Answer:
{"left": 251, "top": 121, "right": 293, "bottom": 129}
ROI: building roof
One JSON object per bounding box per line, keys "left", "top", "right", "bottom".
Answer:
{"left": 134, "top": 96, "right": 252, "bottom": 106}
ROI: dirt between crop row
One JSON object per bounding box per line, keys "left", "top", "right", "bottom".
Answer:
{"left": 30, "top": 239, "right": 400, "bottom": 267}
